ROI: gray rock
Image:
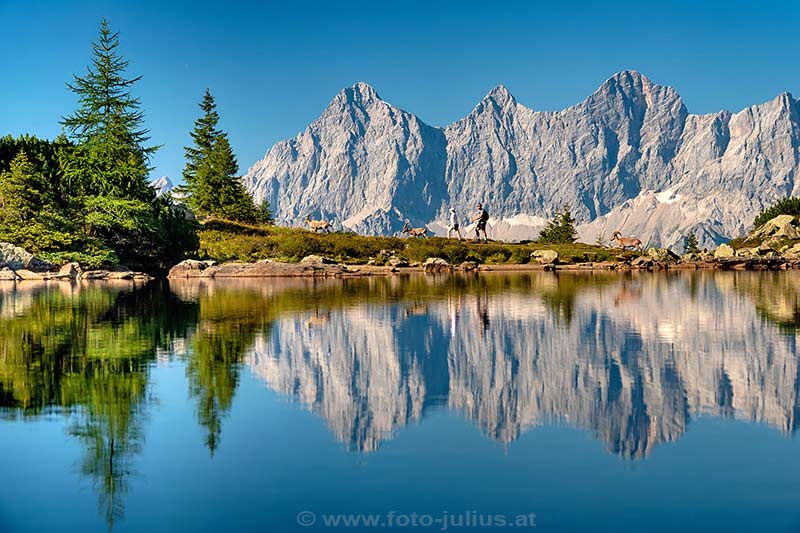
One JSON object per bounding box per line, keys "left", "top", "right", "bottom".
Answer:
{"left": 0, "top": 242, "right": 52, "bottom": 272}
{"left": 58, "top": 262, "right": 82, "bottom": 279}
{"left": 531, "top": 249, "right": 559, "bottom": 265}
{"left": 714, "top": 244, "right": 735, "bottom": 259}
{"left": 749, "top": 215, "right": 800, "bottom": 241}
{"left": 736, "top": 247, "right": 758, "bottom": 257}
{"left": 300, "top": 255, "right": 336, "bottom": 265}
{"left": 423, "top": 257, "right": 451, "bottom": 273}
{"left": 646, "top": 248, "right": 679, "bottom": 263}
{"left": 80, "top": 270, "right": 110, "bottom": 280}
{"left": 459, "top": 261, "right": 479, "bottom": 272}
{"left": 15, "top": 269, "right": 45, "bottom": 280}
{"left": 243, "top": 71, "right": 800, "bottom": 251}
{"left": 0, "top": 267, "right": 19, "bottom": 281}
{"left": 168, "top": 259, "right": 217, "bottom": 278}
{"left": 386, "top": 256, "right": 409, "bottom": 268}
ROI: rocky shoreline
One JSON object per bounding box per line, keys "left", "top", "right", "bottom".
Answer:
{"left": 0, "top": 243, "right": 153, "bottom": 282}
{"left": 165, "top": 247, "right": 800, "bottom": 279}
{"left": 5, "top": 221, "right": 800, "bottom": 284}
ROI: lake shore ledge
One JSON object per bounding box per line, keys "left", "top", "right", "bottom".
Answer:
{"left": 166, "top": 252, "right": 800, "bottom": 279}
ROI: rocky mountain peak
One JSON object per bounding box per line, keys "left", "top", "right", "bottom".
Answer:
{"left": 243, "top": 72, "right": 800, "bottom": 251}
{"left": 484, "top": 84, "right": 516, "bottom": 107}
{"left": 336, "top": 81, "right": 381, "bottom": 107}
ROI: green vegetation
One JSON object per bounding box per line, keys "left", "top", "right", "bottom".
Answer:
{"left": 197, "top": 219, "right": 612, "bottom": 264}
{"left": 0, "top": 20, "right": 197, "bottom": 271}
{"left": 753, "top": 197, "right": 800, "bottom": 227}
{"left": 181, "top": 89, "right": 265, "bottom": 224}
{"left": 538, "top": 206, "right": 578, "bottom": 244}
{"left": 684, "top": 231, "right": 700, "bottom": 254}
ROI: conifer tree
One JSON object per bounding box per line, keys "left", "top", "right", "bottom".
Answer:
{"left": 61, "top": 18, "right": 155, "bottom": 201}
{"left": 183, "top": 90, "right": 259, "bottom": 223}
{"left": 258, "top": 199, "right": 275, "bottom": 225}
{"left": 538, "top": 206, "right": 578, "bottom": 244}
{"left": 0, "top": 151, "right": 71, "bottom": 253}
{"left": 59, "top": 19, "right": 197, "bottom": 268}
{"left": 684, "top": 231, "right": 700, "bottom": 254}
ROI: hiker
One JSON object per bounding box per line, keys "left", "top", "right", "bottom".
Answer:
{"left": 447, "top": 207, "right": 462, "bottom": 240}
{"left": 472, "top": 203, "right": 489, "bottom": 242}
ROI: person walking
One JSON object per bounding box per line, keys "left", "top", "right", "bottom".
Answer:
{"left": 472, "top": 203, "right": 489, "bottom": 242}
{"left": 447, "top": 207, "right": 462, "bottom": 240}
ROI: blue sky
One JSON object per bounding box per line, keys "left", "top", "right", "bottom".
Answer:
{"left": 2, "top": 0, "right": 800, "bottom": 183}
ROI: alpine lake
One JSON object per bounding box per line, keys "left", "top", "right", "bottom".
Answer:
{"left": 2, "top": 271, "right": 800, "bottom": 532}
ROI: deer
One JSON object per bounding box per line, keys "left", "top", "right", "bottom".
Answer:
{"left": 305, "top": 214, "right": 332, "bottom": 233}
{"left": 401, "top": 221, "right": 428, "bottom": 238}
{"left": 610, "top": 231, "right": 643, "bottom": 250}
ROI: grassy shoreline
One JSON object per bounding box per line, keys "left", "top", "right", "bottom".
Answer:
{"left": 196, "top": 220, "right": 616, "bottom": 266}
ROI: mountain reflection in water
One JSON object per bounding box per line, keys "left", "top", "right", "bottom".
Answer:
{"left": 1, "top": 271, "right": 799, "bottom": 528}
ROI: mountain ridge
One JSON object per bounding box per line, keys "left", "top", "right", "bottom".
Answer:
{"left": 243, "top": 71, "right": 800, "bottom": 249}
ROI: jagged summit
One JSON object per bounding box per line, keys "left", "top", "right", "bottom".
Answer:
{"left": 243, "top": 72, "right": 800, "bottom": 250}
{"left": 484, "top": 84, "right": 515, "bottom": 107}
{"left": 335, "top": 81, "right": 381, "bottom": 107}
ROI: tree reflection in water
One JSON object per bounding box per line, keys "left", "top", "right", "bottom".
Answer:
{"left": 2, "top": 271, "right": 800, "bottom": 528}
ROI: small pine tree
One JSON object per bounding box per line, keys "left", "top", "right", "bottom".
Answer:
{"left": 684, "top": 231, "right": 700, "bottom": 254}
{"left": 538, "top": 206, "right": 578, "bottom": 244}
{"left": 594, "top": 231, "right": 606, "bottom": 247}
{"left": 258, "top": 199, "right": 275, "bottom": 225}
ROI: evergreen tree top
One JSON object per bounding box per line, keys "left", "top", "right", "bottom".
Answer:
{"left": 61, "top": 18, "right": 153, "bottom": 152}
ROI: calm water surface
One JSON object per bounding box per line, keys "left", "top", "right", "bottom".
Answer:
{"left": 1, "top": 272, "right": 800, "bottom": 532}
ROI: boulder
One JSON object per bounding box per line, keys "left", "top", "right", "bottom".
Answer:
{"left": 423, "top": 257, "right": 451, "bottom": 273}
{"left": 107, "top": 270, "right": 135, "bottom": 280}
{"left": 459, "top": 261, "right": 479, "bottom": 272}
{"left": 58, "top": 262, "right": 83, "bottom": 279}
{"left": 0, "top": 267, "right": 19, "bottom": 281}
{"left": 300, "top": 255, "right": 336, "bottom": 265}
{"left": 749, "top": 214, "right": 800, "bottom": 241}
{"left": 167, "top": 259, "right": 217, "bottom": 278}
{"left": 757, "top": 243, "right": 778, "bottom": 256}
{"left": 782, "top": 243, "right": 800, "bottom": 259}
{"left": 714, "top": 244, "right": 735, "bottom": 259}
{"left": 631, "top": 256, "right": 654, "bottom": 268}
{"left": 80, "top": 270, "right": 110, "bottom": 280}
{"left": 386, "top": 256, "right": 409, "bottom": 268}
{"left": 0, "top": 242, "right": 53, "bottom": 272}
{"left": 15, "top": 269, "right": 45, "bottom": 280}
{"left": 530, "top": 249, "right": 559, "bottom": 265}
{"left": 736, "top": 247, "right": 757, "bottom": 257}
{"left": 647, "top": 248, "right": 679, "bottom": 263}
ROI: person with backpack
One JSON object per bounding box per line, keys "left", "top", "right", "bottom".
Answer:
{"left": 472, "top": 203, "right": 489, "bottom": 242}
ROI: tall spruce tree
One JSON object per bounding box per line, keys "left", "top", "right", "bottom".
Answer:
{"left": 59, "top": 19, "right": 197, "bottom": 269}
{"left": 61, "top": 19, "right": 155, "bottom": 200}
{"left": 183, "top": 90, "right": 259, "bottom": 223}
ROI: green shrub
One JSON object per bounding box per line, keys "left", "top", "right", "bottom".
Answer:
{"left": 754, "top": 197, "right": 800, "bottom": 227}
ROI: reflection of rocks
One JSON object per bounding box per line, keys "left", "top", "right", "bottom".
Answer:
{"left": 247, "top": 273, "right": 800, "bottom": 458}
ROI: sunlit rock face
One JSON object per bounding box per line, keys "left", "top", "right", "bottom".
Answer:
{"left": 244, "top": 71, "right": 800, "bottom": 249}
{"left": 246, "top": 273, "right": 800, "bottom": 457}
